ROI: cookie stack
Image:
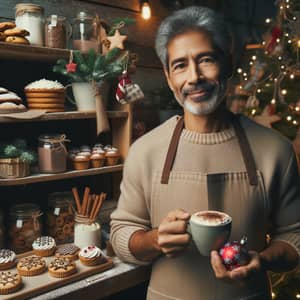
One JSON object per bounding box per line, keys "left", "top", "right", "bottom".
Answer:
{"left": 0, "top": 87, "right": 27, "bottom": 114}
{"left": 0, "top": 22, "right": 30, "bottom": 45}
{"left": 24, "top": 79, "right": 66, "bottom": 112}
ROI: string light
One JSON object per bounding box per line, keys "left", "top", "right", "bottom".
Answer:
{"left": 296, "top": 293, "right": 300, "bottom": 299}
{"left": 271, "top": 99, "right": 276, "bottom": 104}
{"left": 281, "top": 89, "right": 287, "bottom": 95}
{"left": 252, "top": 55, "right": 257, "bottom": 60}
{"left": 249, "top": 61, "right": 254, "bottom": 65}
{"left": 290, "top": 74, "right": 295, "bottom": 79}
{"left": 237, "top": 68, "right": 243, "bottom": 73}
{"left": 295, "top": 106, "right": 300, "bottom": 111}
{"left": 243, "top": 72, "right": 247, "bottom": 77}
{"left": 251, "top": 109, "right": 256, "bottom": 115}
{"left": 297, "top": 40, "right": 300, "bottom": 48}
{"left": 141, "top": 0, "right": 151, "bottom": 20}
{"left": 276, "top": 38, "right": 281, "bottom": 43}
{"left": 288, "top": 40, "right": 292, "bottom": 43}
{"left": 278, "top": 56, "right": 282, "bottom": 60}
{"left": 287, "top": 115, "right": 292, "bottom": 121}
{"left": 293, "top": 120, "right": 298, "bottom": 125}
{"left": 265, "top": 18, "right": 271, "bottom": 23}
{"left": 257, "top": 89, "right": 262, "bottom": 93}
{"left": 272, "top": 292, "right": 276, "bottom": 299}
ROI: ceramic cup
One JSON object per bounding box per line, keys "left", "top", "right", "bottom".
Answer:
{"left": 188, "top": 210, "right": 232, "bottom": 256}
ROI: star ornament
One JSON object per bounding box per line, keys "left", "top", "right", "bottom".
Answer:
{"left": 66, "top": 62, "right": 77, "bottom": 73}
{"left": 106, "top": 29, "right": 127, "bottom": 50}
{"left": 253, "top": 104, "right": 281, "bottom": 128}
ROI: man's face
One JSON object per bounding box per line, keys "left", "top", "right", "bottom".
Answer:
{"left": 165, "top": 30, "right": 226, "bottom": 116}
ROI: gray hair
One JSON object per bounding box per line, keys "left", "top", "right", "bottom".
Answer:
{"left": 155, "top": 6, "right": 232, "bottom": 70}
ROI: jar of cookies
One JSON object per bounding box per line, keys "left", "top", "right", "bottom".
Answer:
{"left": 8, "top": 203, "right": 43, "bottom": 253}
{"left": 46, "top": 192, "right": 75, "bottom": 245}
{"left": 15, "top": 3, "right": 44, "bottom": 46}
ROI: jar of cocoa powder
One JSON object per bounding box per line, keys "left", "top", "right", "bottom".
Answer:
{"left": 8, "top": 203, "right": 43, "bottom": 253}
{"left": 45, "top": 15, "right": 71, "bottom": 49}
{"left": 38, "top": 134, "right": 69, "bottom": 173}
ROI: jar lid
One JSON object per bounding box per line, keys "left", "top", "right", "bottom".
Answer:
{"left": 75, "top": 11, "right": 94, "bottom": 21}
{"left": 10, "top": 203, "right": 42, "bottom": 218}
{"left": 46, "top": 15, "right": 66, "bottom": 22}
{"left": 15, "top": 3, "right": 44, "bottom": 16}
{"left": 38, "top": 134, "right": 68, "bottom": 143}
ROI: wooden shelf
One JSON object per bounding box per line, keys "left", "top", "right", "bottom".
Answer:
{"left": 0, "top": 110, "right": 128, "bottom": 123}
{"left": 0, "top": 164, "right": 123, "bottom": 186}
{"left": 0, "top": 42, "right": 69, "bottom": 62}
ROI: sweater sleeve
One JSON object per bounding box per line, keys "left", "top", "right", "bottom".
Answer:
{"left": 110, "top": 143, "right": 152, "bottom": 265}
{"left": 270, "top": 147, "right": 300, "bottom": 265}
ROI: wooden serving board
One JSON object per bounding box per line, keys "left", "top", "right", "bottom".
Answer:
{"left": 1, "top": 251, "right": 114, "bottom": 300}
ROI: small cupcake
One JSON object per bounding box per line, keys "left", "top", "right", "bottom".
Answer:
{"left": 32, "top": 236, "right": 56, "bottom": 257}
{"left": 0, "top": 249, "right": 16, "bottom": 270}
{"left": 72, "top": 155, "right": 90, "bottom": 170}
{"left": 55, "top": 244, "right": 80, "bottom": 261}
{"left": 0, "top": 271, "right": 22, "bottom": 295}
{"left": 17, "top": 255, "right": 46, "bottom": 276}
{"left": 105, "top": 146, "right": 120, "bottom": 166}
{"left": 77, "top": 151, "right": 91, "bottom": 159}
{"left": 48, "top": 257, "right": 77, "bottom": 278}
{"left": 79, "top": 245, "right": 105, "bottom": 266}
{"left": 90, "top": 153, "right": 105, "bottom": 168}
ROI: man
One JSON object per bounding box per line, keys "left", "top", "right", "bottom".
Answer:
{"left": 110, "top": 6, "right": 300, "bottom": 300}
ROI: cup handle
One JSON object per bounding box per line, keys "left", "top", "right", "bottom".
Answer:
{"left": 65, "top": 84, "right": 76, "bottom": 105}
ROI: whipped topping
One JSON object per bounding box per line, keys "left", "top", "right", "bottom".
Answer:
{"left": 79, "top": 245, "right": 102, "bottom": 259}
{"left": 0, "top": 249, "right": 16, "bottom": 264}
{"left": 25, "top": 79, "right": 64, "bottom": 90}
{"left": 91, "top": 153, "right": 103, "bottom": 159}
{"left": 0, "top": 92, "right": 21, "bottom": 100}
{"left": 92, "top": 149, "right": 105, "bottom": 154}
{"left": 32, "top": 236, "right": 56, "bottom": 250}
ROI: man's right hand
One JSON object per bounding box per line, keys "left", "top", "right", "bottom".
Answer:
{"left": 157, "top": 209, "right": 191, "bottom": 258}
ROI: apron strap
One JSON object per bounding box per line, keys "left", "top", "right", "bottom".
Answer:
{"left": 161, "top": 117, "right": 184, "bottom": 184}
{"left": 230, "top": 113, "right": 258, "bottom": 186}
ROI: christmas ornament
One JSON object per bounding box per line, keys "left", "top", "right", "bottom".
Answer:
{"left": 243, "top": 62, "right": 266, "bottom": 91}
{"left": 66, "top": 50, "right": 77, "bottom": 73}
{"left": 106, "top": 29, "right": 127, "bottom": 50}
{"left": 253, "top": 104, "right": 281, "bottom": 128}
{"left": 246, "top": 95, "right": 260, "bottom": 108}
{"left": 219, "top": 236, "right": 250, "bottom": 271}
{"left": 115, "top": 71, "right": 144, "bottom": 104}
{"left": 265, "top": 26, "right": 282, "bottom": 54}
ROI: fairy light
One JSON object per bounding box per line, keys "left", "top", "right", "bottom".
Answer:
{"left": 237, "top": 68, "right": 243, "bottom": 73}
{"left": 262, "top": 41, "right": 266, "bottom": 45}
{"left": 276, "top": 38, "right": 281, "bottom": 43}
{"left": 293, "top": 120, "right": 298, "bottom": 125}
{"left": 293, "top": 16, "right": 297, "bottom": 21}
{"left": 265, "top": 18, "right": 271, "bottom": 23}
{"left": 288, "top": 40, "right": 292, "bottom": 43}
{"left": 287, "top": 115, "right": 292, "bottom": 121}
{"left": 280, "top": 5, "right": 284, "bottom": 10}
{"left": 244, "top": 77, "right": 248, "bottom": 81}
{"left": 297, "top": 40, "right": 300, "bottom": 48}
{"left": 278, "top": 56, "right": 282, "bottom": 60}
{"left": 295, "top": 106, "right": 300, "bottom": 111}
{"left": 251, "top": 109, "right": 256, "bottom": 115}
{"left": 286, "top": 4, "right": 290, "bottom": 8}
{"left": 249, "top": 61, "right": 254, "bottom": 65}
{"left": 252, "top": 55, "right": 257, "bottom": 60}
{"left": 257, "top": 89, "right": 262, "bottom": 93}
{"left": 272, "top": 292, "right": 276, "bottom": 299}
{"left": 290, "top": 74, "right": 295, "bottom": 79}
{"left": 243, "top": 72, "right": 247, "bottom": 77}
{"left": 281, "top": 65, "right": 285, "bottom": 69}
{"left": 281, "top": 89, "right": 287, "bottom": 95}
{"left": 271, "top": 99, "right": 276, "bottom": 104}
{"left": 285, "top": 33, "right": 289, "bottom": 37}
{"left": 296, "top": 293, "right": 300, "bottom": 299}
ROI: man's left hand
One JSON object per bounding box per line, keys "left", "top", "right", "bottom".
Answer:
{"left": 210, "top": 250, "right": 262, "bottom": 282}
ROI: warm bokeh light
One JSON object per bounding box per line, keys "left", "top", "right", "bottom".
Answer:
{"left": 141, "top": 1, "right": 151, "bottom": 20}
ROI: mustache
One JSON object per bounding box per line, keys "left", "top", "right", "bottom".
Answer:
{"left": 182, "top": 81, "right": 218, "bottom": 97}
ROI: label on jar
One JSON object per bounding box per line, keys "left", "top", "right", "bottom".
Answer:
{"left": 16, "top": 219, "right": 23, "bottom": 228}
{"left": 51, "top": 15, "right": 58, "bottom": 27}
{"left": 54, "top": 207, "right": 60, "bottom": 216}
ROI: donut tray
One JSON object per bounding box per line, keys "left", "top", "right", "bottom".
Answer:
{"left": 1, "top": 250, "right": 113, "bottom": 300}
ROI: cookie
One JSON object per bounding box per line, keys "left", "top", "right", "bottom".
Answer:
{"left": 0, "top": 32, "right": 6, "bottom": 41}
{"left": 0, "top": 271, "right": 22, "bottom": 295}
{"left": 4, "top": 27, "right": 29, "bottom": 37}
{"left": 0, "top": 92, "right": 22, "bottom": 104}
{"left": 32, "top": 236, "right": 56, "bottom": 257}
{"left": 5, "top": 36, "right": 29, "bottom": 45}
{"left": 48, "top": 257, "right": 77, "bottom": 278}
{"left": 0, "top": 250, "right": 17, "bottom": 270}
{"left": 0, "top": 102, "right": 27, "bottom": 114}
{"left": 79, "top": 245, "right": 106, "bottom": 266}
{"left": 0, "top": 22, "right": 15, "bottom": 32}
{"left": 17, "top": 255, "right": 46, "bottom": 276}
{"left": 55, "top": 244, "right": 79, "bottom": 261}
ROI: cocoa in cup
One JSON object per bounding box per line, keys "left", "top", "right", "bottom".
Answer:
{"left": 188, "top": 210, "right": 232, "bottom": 256}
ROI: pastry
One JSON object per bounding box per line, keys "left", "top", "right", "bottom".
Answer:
{"left": 0, "top": 22, "right": 16, "bottom": 32}
{"left": 5, "top": 36, "right": 30, "bottom": 45}
{"left": 0, "top": 271, "right": 22, "bottom": 295}
{"left": 55, "top": 244, "right": 80, "bottom": 261}
{"left": 104, "top": 146, "right": 120, "bottom": 166}
{"left": 90, "top": 153, "right": 105, "bottom": 168}
{"left": 0, "top": 102, "right": 27, "bottom": 114}
{"left": 17, "top": 255, "right": 46, "bottom": 276}
{"left": 0, "top": 91, "right": 22, "bottom": 104}
{"left": 32, "top": 236, "right": 56, "bottom": 256}
{"left": 0, "top": 249, "right": 17, "bottom": 270}
{"left": 79, "top": 245, "right": 105, "bottom": 266}
{"left": 72, "top": 155, "right": 90, "bottom": 170}
{"left": 4, "top": 27, "right": 29, "bottom": 37}
{"left": 48, "top": 257, "right": 77, "bottom": 278}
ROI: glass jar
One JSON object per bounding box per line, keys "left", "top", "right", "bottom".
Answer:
{"left": 8, "top": 203, "right": 43, "bottom": 253}
{"left": 0, "top": 210, "right": 4, "bottom": 249}
{"left": 74, "top": 213, "right": 101, "bottom": 249}
{"left": 38, "top": 134, "right": 68, "bottom": 173}
{"left": 45, "top": 15, "right": 72, "bottom": 49}
{"left": 72, "top": 12, "right": 99, "bottom": 53}
{"left": 46, "top": 192, "right": 75, "bottom": 245}
{"left": 15, "top": 3, "right": 44, "bottom": 46}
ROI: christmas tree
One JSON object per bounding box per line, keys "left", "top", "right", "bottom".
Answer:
{"left": 231, "top": 1, "right": 300, "bottom": 298}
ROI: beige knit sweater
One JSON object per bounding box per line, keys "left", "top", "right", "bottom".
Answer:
{"left": 111, "top": 115, "right": 300, "bottom": 300}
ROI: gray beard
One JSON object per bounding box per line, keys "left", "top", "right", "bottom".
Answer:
{"left": 177, "top": 81, "right": 226, "bottom": 116}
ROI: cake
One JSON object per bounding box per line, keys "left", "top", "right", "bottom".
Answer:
{"left": 90, "top": 152, "right": 105, "bottom": 168}
{"left": 0, "top": 249, "right": 16, "bottom": 270}
{"left": 24, "top": 79, "right": 65, "bottom": 112}
{"left": 79, "top": 245, "right": 105, "bottom": 266}
{"left": 72, "top": 155, "right": 90, "bottom": 170}
{"left": 0, "top": 271, "right": 22, "bottom": 295}
{"left": 17, "top": 255, "right": 46, "bottom": 276}
{"left": 32, "top": 236, "right": 56, "bottom": 257}
{"left": 55, "top": 244, "right": 80, "bottom": 261}
{"left": 48, "top": 257, "right": 77, "bottom": 278}
{"left": 104, "top": 146, "right": 120, "bottom": 166}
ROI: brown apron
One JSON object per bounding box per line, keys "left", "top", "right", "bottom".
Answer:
{"left": 147, "top": 114, "right": 272, "bottom": 300}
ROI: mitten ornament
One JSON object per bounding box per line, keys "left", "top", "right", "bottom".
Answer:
{"left": 116, "top": 71, "right": 144, "bottom": 104}
{"left": 219, "top": 236, "right": 250, "bottom": 270}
